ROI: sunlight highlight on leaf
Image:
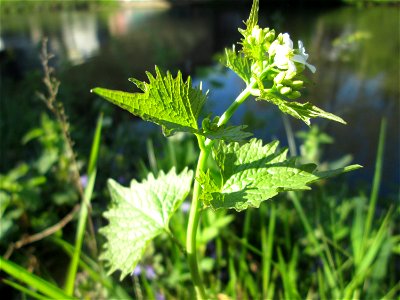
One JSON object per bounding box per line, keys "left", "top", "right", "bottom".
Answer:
{"left": 91, "top": 66, "right": 206, "bottom": 136}
{"left": 200, "top": 139, "right": 361, "bottom": 211}
{"left": 99, "top": 168, "right": 193, "bottom": 280}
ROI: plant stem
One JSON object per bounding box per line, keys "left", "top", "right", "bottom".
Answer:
{"left": 218, "top": 85, "right": 252, "bottom": 125}
{"left": 186, "top": 146, "right": 209, "bottom": 299}
{"left": 186, "top": 81, "right": 257, "bottom": 299}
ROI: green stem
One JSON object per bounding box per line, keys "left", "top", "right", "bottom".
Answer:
{"left": 186, "top": 81, "right": 256, "bottom": 299}
{"left": 186, "top": 144, "right": 209, "bottom": 299}
{"left": 217, "top": 83, "right": 254, "bottom": 126}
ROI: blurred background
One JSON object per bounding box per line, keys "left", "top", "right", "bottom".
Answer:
{"left": 0, "top": 0, "right": 399, "bottom": 298}
{"left": 1, "top": 0, "right": 398, "bottom": 194}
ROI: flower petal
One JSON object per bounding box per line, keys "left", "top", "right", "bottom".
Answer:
{"left": 292, "top": 54, "right": 307, "bottom": 65}
{"left": 306, "top": 63, "right": 316, "bottom": 73}
{"left": 282, "top": 33, "right": 294, "bottom": 49}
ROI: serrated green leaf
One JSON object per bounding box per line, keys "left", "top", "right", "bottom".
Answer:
{"left": 259, "top": 92, "right": 346, "bottom": 125}
{"left": 201, "top": 139, "right": 361, "bottom": 211}
{"left": 202, "top": 124, "right": 253, "bottom": 143}
{"left": 99, "top": 168, "right": 193, "bottom": 280}
{"left": 91, "top": 67, "right": 206, "bottom": 136}
{"left": 224, "top": 47, "right": 252, "bottom": 84}
{"left": 243, "top": 0, "right": 259, "bottom": 35}
{"left": 200, "top": 116, "right": 252, "bottom": 142}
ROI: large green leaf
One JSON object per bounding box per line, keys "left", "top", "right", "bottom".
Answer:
{"left": 91, "top": 66, "right": 206, "bottom": 136}
{"left": 99, "top": 168, "right": 193, "bottom": 280}
{"left": 200, "top": 139, "right": 361, "bottom": 211}
{"left": 259, "top": 92, "right": 346, "bottom": 125}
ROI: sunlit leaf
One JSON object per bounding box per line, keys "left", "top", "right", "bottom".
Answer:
{"left": 203, "top": 124, "right": 252, "bottom": 142}
{"left": 91, "top": 66, "right": 206, "bottom": 136}
{"left": 201, "top": 139, "right": 361, "bottom": 211}
{"left": 99, "top": 168, "right": 193, "bottom": 280}
{"left": 259, "top": 92, "right": 346, "bottom": 125}
{"left": 224, "top": 47, "right": 252, "bottom": 84}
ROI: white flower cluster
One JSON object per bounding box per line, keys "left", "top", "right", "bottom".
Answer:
{"left": 269, "top": 33, "right": 316, "bottom": 76}
{"left": 242, "top": 25, "right": 316, "bottom": 99}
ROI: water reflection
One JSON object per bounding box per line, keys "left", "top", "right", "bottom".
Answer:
{"left": 1, "top": 4, "right": 398, "bottom": 193}
{"left": 61, "top": 12, "right": 99, "bottom": 65}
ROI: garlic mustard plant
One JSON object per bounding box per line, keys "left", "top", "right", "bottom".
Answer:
{"left": 91, "top": 1, "right": 361, "bottom": 298}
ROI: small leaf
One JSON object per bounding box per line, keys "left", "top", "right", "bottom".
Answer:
{"left": 91, "top": 67, "right": 206, "bottom": 136}
{"left": 259, "top": 92, "right": 346, "bottom": 125}
{"left": 100, "top": 168, "right": 193, "bottom": 280}
{"left": 202, "top": 125, "right": 253, "bottom": 143}
{"left": 224, "top": 47, "right": 252, "bottom": 84}
{"left": 201, "top": 138, "right": 361, "bottom": 211}
{"left": 243, "top": 0, "right": 259, "bottom": 35}
{"left": 200, "top": 116, "right": 252, "bottom": 142}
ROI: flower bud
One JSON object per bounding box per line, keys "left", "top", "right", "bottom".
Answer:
{"left": 279, "top": 86, "right": 292, "bottom": 95}
{"left": 246, "top": 35, "right": 256, "bottom": 46}
{"left": 292, "top": 80, "right": 304, "bottom": 88}
{"left": 266, "top": 30, "right": 275, "bottom": 42}
{"left": 287, "top": 91, "right": 301, "bottom": 99}
{"left": 251, "top": 63, "right": 261, "bottom": 75}
{"left": 202, "top": 118, "right": 211, "bottom": 130}
{"left": 284, "top": 71, "right": 296, "bottom": 80}
{"left": 274, "top": 72, "right": 286, "bottom": 84}
{"left": 276, "top": 33, "right": 284, "bottom": 43}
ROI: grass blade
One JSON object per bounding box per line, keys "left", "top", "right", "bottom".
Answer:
{"left": 226, "top": 246, "right": 238, "bottom": 298}
{"left": 344, "top": 209, "right": 393, "bottom": 298}
{"left": 0, "top": 256, "right": 75, "bottom": 299}
{"left": 351, "top": 197, "right": 365, "bottom": 268}
{"left": 146, "top": 138, "right": 159, "bottom": 175}
{"left": 225, "top": 232, "right": 263, "bottom": 257}
{"left": 65, "top": 113, "right": 103, "bottom": 295}
{"left": 364, "top": 118, "right": 386, "bottom": 244}
{"left": 317, "top": 268, "right": 327, "bottom": 300}
{"left": 277, "top": 247, "right": 300, "bottom": 300}
{"left": 382, "top": 281, "right": 400, "bottom": 299}
{"left": 289, "top": 191, "right": 339, "bottom": 297}
{"left": 51, "top": 237, "right": 132, "bottom": 299}
{"left": 2, "top": 279, "right": 48, "bottom": 300}
{"left": 238, "top": 209, "right": 251, "bottom": 281}
{"left": 262, "top": 204, "right": 276, "bottom": 298}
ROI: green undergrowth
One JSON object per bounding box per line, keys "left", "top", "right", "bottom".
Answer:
{"left": 1, "top": 108, "right": 398, "bottom": 299}
{"left": 120, "top": 120, "right": 399, "bottom": 299}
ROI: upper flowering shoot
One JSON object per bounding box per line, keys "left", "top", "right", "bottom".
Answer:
{"left": 224, "top": 0, "right": 346, "bottom": 125}
{"left": 242, "top": 25, "right": 275, "bottom": 57}
{"left": 269, "top": 33, "right": 316, "bottom": 77}
{"left": 239, "top": 25, "right": 275, "bottom": 76}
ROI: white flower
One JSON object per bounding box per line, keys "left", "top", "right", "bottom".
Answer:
{"left": 293, "top": 41, "right": 316, "bottom": 73}
{"left": 269, "top": 33, "right": 316, "bottom": 74}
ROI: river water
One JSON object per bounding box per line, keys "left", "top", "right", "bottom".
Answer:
{"left": 1, "top": 3, "right": 399, "bottom": 195}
